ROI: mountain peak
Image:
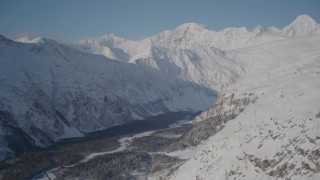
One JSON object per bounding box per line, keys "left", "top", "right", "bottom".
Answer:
{"left": 14, "top": 36, "right": 32, "bottom": 43}
{"left": 293, "top": 14, "right": 316, "bottom": 24}
{"left": 102, "top": 34, "right": 123, "bottom": 40}
{"left": 283, "top": 14, "right": 320, "bottom": 37}
{"left": 175, "top": 23, "right": 208, "bottom": 32}
{"left": 31, "top": 37, "right": 58, "bottom": 45}
{"left": 265, "top": 26, "right": 280, "bottom": 32}
{"left": 100, "top": 34, "right": 126, "bottom": 46}
{"left": 253, "top": 25, "right": 264, "bottom": 32}
{"left": 251, "top": 26, "right": 265, "bottom": 38}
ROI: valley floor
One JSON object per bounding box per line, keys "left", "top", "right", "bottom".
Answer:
{"left": 0, "top": 111, "right": 198, "bottom": 180}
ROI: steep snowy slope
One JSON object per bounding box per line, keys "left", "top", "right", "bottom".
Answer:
{"left": 77, "top": 38, "right": 245, "bottom": 91}
{"left": 0, "top": 35, "right": 217, "bottom": 159}
{"left": 133, "top": 45, "right": 244, "bottom": 90}
{"left": 171, "top": 34, "right": 320, "bottom": 180}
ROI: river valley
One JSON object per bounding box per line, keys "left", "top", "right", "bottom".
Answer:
{"left": 0, "top": 111, "right": 199, "bottom": 180}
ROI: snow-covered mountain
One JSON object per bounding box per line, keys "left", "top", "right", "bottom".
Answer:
{"left": 1, "top": 14, "right": 320, "bottom": 169}
{"left": 170, "top": 32, "right": 320, "bottom": 180}
{"left": 76, "top": 15, "right": 319, "bottom": 90}
{"left": 0, "top": 35, "right": 218, "bottom": 159}
{"left": 283, "top": 14, "right": 320, "bottom": 37}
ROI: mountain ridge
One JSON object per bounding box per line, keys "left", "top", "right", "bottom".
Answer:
{"left": 77, "top": 14, "right": 320, "bottom": 55}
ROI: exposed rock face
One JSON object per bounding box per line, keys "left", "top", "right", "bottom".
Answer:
{"left": 182, "top": 92, "right": 258, "bottom": 146}
{"left": 127, "top": 93, "right": 258, "bottom": 154}
{"left": 194, "top": 92, "right": 258, "bottom": 123}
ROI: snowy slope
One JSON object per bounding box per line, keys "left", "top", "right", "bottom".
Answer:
{"left": 171, "top": 33, "right": 320, "bottom": 180}
{"left": 0, "top": 35, "right": 217, "bottom": 159}
{"left": 76, "top": 37, "right": 246, "bottom": 92}
{"left": 133, "top": 45, "right": 244, "bottom": 90}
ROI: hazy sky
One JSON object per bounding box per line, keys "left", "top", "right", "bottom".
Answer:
{"left": 1, "top": 0, "right": 319, "bottom": 42}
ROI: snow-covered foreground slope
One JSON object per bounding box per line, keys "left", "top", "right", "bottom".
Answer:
{"left": 171, "top": 34, "right": 320, "bottom": 180}
{"left": 0, "top": 35, "right": 218, "bottom": 159}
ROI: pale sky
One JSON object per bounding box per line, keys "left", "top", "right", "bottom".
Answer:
{"left": 0, "top": 0, "right": 319, "bottom": 42}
